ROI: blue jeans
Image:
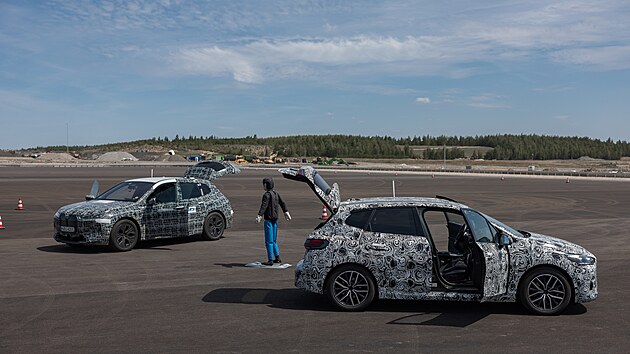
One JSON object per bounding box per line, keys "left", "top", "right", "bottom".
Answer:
{"left": 264, "top": 219, "right": 279, "bottom": 261}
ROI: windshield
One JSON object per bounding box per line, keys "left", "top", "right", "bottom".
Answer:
{"left": 481, "top": 212, "right": 524, "bottom": 238}
{"left": 97, "top": 181, "right": 154, "bottom": 202}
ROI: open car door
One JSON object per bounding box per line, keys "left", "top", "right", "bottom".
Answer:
{"left": 184, "top": 160, "right": 240, "bottom": 181}
{"left": 462, "top": 209, "right": 509, "bottom": 300}
{"left": 279, "top": 166, "right": 341, "bottom": 213}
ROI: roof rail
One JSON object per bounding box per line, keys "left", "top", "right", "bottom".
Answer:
{"left": 435, "top": 195, "right": 460, "bottom": 203}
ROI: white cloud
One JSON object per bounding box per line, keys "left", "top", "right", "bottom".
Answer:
{"left": 177, "top": 46, "right": 263, "bottom": 83}
{"left": 174, "top": 36, "right": 477, "bottom": 83}
{"left": 415, "top": 97, "right": 431, "bottom": 104}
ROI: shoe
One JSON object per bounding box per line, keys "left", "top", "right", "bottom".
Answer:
{"left": 262, "top": 260, "right": 274, "bottom": 266}
{"left": 274, "top": 257, "right": 282, "bottom": 263}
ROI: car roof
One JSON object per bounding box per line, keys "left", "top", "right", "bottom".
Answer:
{"left": 341, "top": 196, "right": 468, "bottom": 210}
{"left": 126, "top": 177, "right": 178, "bottom": 184}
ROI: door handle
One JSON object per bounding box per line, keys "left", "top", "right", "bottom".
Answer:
{"left": 370, "top": 243, "right": 387, "bottom": 251}
{"left": 175, "top": 206, "right": 185, "bottom": 210}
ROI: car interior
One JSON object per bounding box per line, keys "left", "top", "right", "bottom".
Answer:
{"left": 422, "top": 208, "right": 484, "bottom": 292}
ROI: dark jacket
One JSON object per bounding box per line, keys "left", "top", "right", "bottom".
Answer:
{"left": 258, "top": 190, "right": 288, "bottom": 220}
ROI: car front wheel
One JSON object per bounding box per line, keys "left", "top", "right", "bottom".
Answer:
{"left": 326, "top": 265, "right": 376, "bottom": 311}
{"left": 202, "top": 212, "right": 224, "bottom": 241}
{"left": 519, "top": 267, "right": 572, "bottom": 315}
{"left": 108, "top": 219, "right": 139, "bottom": 252}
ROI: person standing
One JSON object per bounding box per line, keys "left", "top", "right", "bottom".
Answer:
{"left": 256, "top": 177, "right": 291, "bottom": 265}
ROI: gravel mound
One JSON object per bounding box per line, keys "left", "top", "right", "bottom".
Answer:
{"left": 36, "top": 153, "right": 77, "bottom": 161}
{"left": 96, "top": 152, "right": 139, "bottom": 162}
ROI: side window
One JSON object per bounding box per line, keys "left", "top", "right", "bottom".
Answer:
{"left": 150, "top": 183, "right": 177, "bottom": 204}
{"left": 200, "top": 184, "right": 211, "bottom": 196}
{"left": 344, "top": 209, "right": 373, "bottom": 229}
{"left": 367, "top": 207, "right": 420, "bottom": 236}
{"left": 463, "top": 209, "right": 495, "bottom": 243}
{"left": 180, "top": 182, "right": 202, "bottom": 200}
{"left": 422, "top": 209, "right": 457, "bottom": 253}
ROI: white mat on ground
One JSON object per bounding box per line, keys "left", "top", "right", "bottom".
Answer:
{"left": 245, "top": 261, "right": 292, "bottom": 269}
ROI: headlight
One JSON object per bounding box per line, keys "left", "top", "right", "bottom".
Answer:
{"left": 567, "top": 254, "right": 596, "bottom": 265}
{"left": 54, "top": 210, "right": 61, "bottom": 219}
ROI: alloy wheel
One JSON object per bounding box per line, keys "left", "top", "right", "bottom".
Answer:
{"left": 333, "top": 270, "right": 370, "bottom": 307}
{"left": 527, "top": 273, "right": 567, "bottom": 312}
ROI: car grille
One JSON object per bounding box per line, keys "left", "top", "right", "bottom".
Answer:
{"left": 58, "top": 213, "right": 78, "bottom": 231}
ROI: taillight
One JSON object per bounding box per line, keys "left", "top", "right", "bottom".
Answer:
{"left": 304, "top": 238, "right": 329, "bottom": 250}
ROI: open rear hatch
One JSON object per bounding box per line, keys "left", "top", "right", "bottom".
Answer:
{"left": 279, "top": 166, "right": 340, "bottom": 213}
{"left": 184, "top": 160, "right": 240, "bottom": 181}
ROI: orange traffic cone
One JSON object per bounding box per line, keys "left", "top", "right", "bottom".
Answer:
{"left": 16, "top": 198, "right": 24, "bottom": 210}
{"left": 0, "top": 215, "right": 5, "bottom": 230}
{"left": 320, "top": 205, "right": 328, "bottom": 220}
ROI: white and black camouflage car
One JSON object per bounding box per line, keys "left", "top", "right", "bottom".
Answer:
{"left": 280, "top": 166, "right": 598, "bottom": 316}
{"left": 54, "top": 161, "right": 239, "bottom": 251}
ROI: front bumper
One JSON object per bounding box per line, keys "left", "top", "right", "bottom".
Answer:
{"left": 53, "top": 217, "right": 112, "bottom": 245}
{"left": 574, "top": 264, "right": 598, "bottom": 303}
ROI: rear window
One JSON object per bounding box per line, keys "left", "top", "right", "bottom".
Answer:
{"left": 368, "top": 207, "right": 421, "bottom": 236}
{"left": 195, "top": 161, "right": 226, "bottom": 171}
{"left": 200, "top": 184, "right": 211, "bottom": 196}
{"left": 345, "top": 209, "right": 373, "bottom": 229}
{"left": 180, "top": 182, "right": 203, "bottom": 200}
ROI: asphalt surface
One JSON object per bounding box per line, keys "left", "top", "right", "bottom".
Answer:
{"left": 0, "top": 166, "right": 628, "bottom": 353}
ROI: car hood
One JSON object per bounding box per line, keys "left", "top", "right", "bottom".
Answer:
{"left": 526, "top": 232, "right": 590, "bottom": 255}
{"left": 56, "top": 200, "right": 133, "bottom": 218}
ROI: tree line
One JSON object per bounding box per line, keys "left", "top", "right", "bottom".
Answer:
{"left": 33, "top": 134, "right": 630, "bottom": 160}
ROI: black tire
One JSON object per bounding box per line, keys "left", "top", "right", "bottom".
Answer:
{"left": 202, "top": 212, "right": 225, "bottom": 241}
{"left": 326, "top": 265, "right": 376, "bottom": 311}
{"left": 519, "top": 267, "right": 572, "bottom": 315}
{"left": 108, "top": 219, "right": 139, "bottom": 252}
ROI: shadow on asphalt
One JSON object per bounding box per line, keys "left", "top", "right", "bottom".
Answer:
{"left": 37, "top": 244, "right": 110, "bottom": 253}
{"left": 37, "top": 236, "right": 210, "bottom": 253}
{"left": 202, "top": 288, "right": 588, "bottom": 327}
{"left": 203, "top": 288, "right": 333, "bottom": 311}
{"left": 215, "top": 263, "right": 249, "bottom": 268}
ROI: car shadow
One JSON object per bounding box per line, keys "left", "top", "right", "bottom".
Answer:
{"left": 202, "top": 288, "right": 334, "bottom": 311}
{"left": 385, "top": 301, "right": 587, "bottom": 327}
{"left": 37, "top": 244, "right": 111, "bottom": 253}
{"left": 136, "top": 237, "right": 202, "bottom": 250}
{"left": 202, "top": 288, "right": 588, "bottom": 327}
{"left": 38, "top": 236, "right": 212, "bottom": 253}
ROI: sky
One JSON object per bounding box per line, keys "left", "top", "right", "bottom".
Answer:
{"left": 1, "top": 0, "right": 630, "bottom": 149}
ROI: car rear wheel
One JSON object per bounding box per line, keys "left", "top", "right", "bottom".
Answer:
{"left": 519, "top": 267, "right": 572, "bottom": 315}
{"left": 202, "top": 212, "right": 224, "bottom": 241}
{"left": 326, "top": 265, "right": 376, "bottom": 311}
{"left": 108, "top": 219, "right": 138, "bottom": 252}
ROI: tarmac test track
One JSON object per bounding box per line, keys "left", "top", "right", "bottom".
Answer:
{"left": 0, "top": 166, "right": 629, "bottom": 353}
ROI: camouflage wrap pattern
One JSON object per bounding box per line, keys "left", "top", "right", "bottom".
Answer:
{"left": 54, "top": 162, "right": 237, "bottom": 246}
{"left": 292, "top": 189, "right": 598, "bottom": 306}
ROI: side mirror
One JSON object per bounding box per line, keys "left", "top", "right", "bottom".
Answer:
{"left": 498, "top": 233, "right": 512, "bottom": 246}
{"left": 87, "top": 180, "right": 99, "bottom": 200}
{"left": 147, "top": 198, "right": 157, "bottom": 205}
